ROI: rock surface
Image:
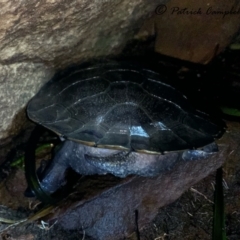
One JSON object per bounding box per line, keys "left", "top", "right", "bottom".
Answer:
{"left": 137, "top": 0, "right": 240, "bottom": 63}
{"left": 0, "top": 0, "right": 162, "bottom": 144}
{"left": 44, "top": 125, "right": 232, "bottom": 240}
{"left": 0, "top": 63, "right": 54, "bottom": 144}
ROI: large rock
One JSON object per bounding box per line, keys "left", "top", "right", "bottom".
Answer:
{"left": 137, "top": 0, "right": 240, "bottom": 63}
{"left": 0, "top": 0, "right": 164, "bottom": 146}
{"left": 0, "top": 63, "right": 54, "bottom": 144}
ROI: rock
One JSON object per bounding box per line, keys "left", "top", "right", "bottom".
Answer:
{"left": 0, "top": 0, "right": 162, "bottom": 144}
{"left": 0, "top": 63, "right": 54, "bottom": 144}
{"left": 137, "top": 0, "right": 240, "bottom": 64}
{"left": 44, "top": 122, "right": 233, "bottom": 240}
{"left": 0, "top": 1, "right": 158, "bottom": 66}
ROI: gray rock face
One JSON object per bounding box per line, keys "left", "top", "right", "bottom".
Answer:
{"left": 0, "top": 0, "right": 157, "bottom": 65}
{"left": 0, "top": 0, "right": 165, "bottom": 143}
{"left": 0, "top": 63, "right": 54, "bottom": 143}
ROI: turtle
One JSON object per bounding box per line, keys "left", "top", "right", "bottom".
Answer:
{"left": 27, "top": 60, "right": 225, "bottom": 195}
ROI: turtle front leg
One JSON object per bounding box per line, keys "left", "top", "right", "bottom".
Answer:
{"left": 40, "top": 140, "right": 108, "bottom": 194}
{"left": 40, "top": 142, "right": 71, "bottom": 194}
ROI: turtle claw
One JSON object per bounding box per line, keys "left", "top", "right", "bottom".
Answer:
{"left": 182, "top": 142, "right": 218, "bottom": 161}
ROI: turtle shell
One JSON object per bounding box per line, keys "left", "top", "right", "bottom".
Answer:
{"left": 27, "top": 60, "right": 225, "bottom": 154}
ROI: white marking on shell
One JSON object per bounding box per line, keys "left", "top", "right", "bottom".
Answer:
{"left": 151, "top": 122, "right": 170, "bottom": 130}
{"left": 130, "top": 126, "right": 149, "bottom": 137}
